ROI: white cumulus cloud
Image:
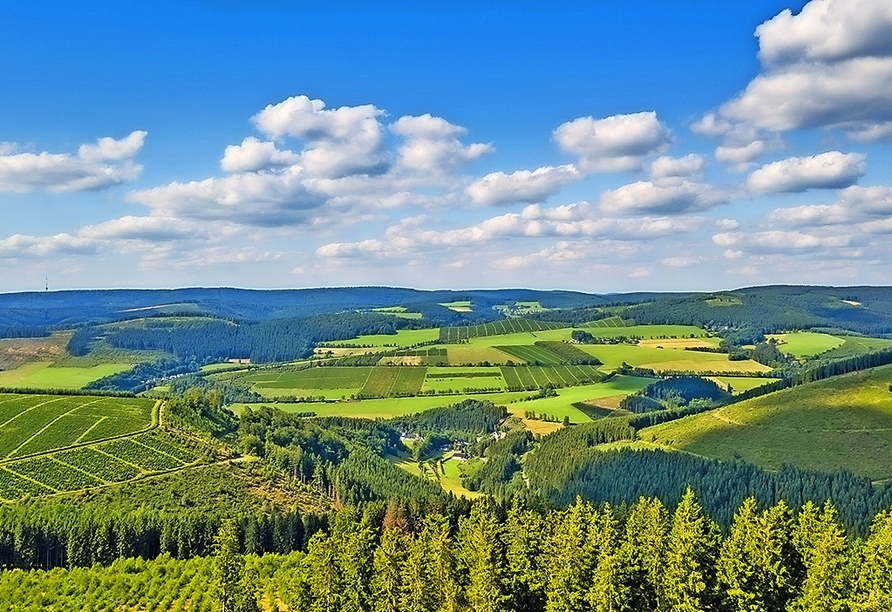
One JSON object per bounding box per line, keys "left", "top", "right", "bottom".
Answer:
{"left": 746, "top": 151, "right": 866, "bottom": 193}
{"left": 128, "top": 166, "right": 327, "bottom": 227}
{"left": 599, "top": 180, "right": 727, "bottom": 215}
{"left": 466, "top": 165, "right": 581, "bottom": 206}
{"left": 390, "top": 114, "right": 492, "bottom": 174}
{"left": 553, "top": 111, "right": 672, "bottom": 172}
{"left": 0, "top": 131, "right": 146, "bottom": 193}
{"left": 719, "top": 0, "right": 892, "bottom": 141}
{"left": 691, "top": 113, "right": 783, "bottom": 169}
{"left": 251, "top": 95, "right": 387, "bottom": 178}
{"left": 221, "top": 137, "right": 301, "bottom": 173}
{"left": 650, "top": 154, "right": 705, "bottom": 186}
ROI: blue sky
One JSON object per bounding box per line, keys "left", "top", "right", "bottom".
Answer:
{"left": 3, "top": 0, "right": 892, "bottom": 293}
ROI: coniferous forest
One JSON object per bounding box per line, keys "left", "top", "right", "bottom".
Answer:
{"left": 3, "top": 285, "right": 892, "bottom": 610}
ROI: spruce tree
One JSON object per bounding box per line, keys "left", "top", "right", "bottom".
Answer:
{"left": 544, "top": 497, "right": 596, "bottom": 612}
{"left": 662, "top": 488, "right": 720, "bottom": 612}
{"left": 304, "top": 531, "right": 342, "bottom": 612}
{"left": 460, "top": 501, "right": 510, "bottom": 612}
{"left": 587, "top": 503, "right": 628, "bottom": 612}
{"left": 790, "top": 501, "right": 850, "bottom": 612}
{"left": 504, "top": 496, "right": 548, "bottom": 612}
{"left": 620, "top": 497, "right": 669, "bottom": 612}
{"left": 372, "top": 528, "right": 408, "bottom": 612}
{"left": 718, "top": 498, "right": 798, "bottom": 612}
{"left": 850, "top": 508, "right": 892, "bottom": 611}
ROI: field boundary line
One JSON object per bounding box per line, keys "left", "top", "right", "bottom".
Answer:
{"left": 0, "top": 396, "right": 67, "bottom": 431}
{"left": 92, "top": 446, "right": 146, "bottom": 472}
{"left": 74, "top": 416, "right": 108, "bottom": 445}
{"left": 5, "top": 399, "right": 102, "bottom": 459}
{"left": 129, "top": 437, "right": 189, "bottom": 465}
{"left": 46, "top": 455, "right": 106, "bottom": 486}
{"left": 2, "top": 465, "right": 61, "bottom": 494}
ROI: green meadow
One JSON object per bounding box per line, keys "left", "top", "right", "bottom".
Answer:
{"left": 766, "top": 331, "right": 845, "bottom": 357}
{"left": 642, "top": 364, "right": 892, "bottom": 480}
{"left": 576, "top": 343, "right": 771, "bottom": 373}
{"left": 0, "top": 362, "right": 131, "bottom": 389}
{"left": 329, "top": 328, "right": 441, "bottom": 347}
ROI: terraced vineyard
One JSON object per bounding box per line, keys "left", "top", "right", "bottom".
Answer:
{"left": 0, "top": 393, "right": 205, "bottom": 501}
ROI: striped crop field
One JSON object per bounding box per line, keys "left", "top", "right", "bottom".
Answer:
{"left": 243, "top": 367, "right": 373, "bottom": 390}
{"left": 584, "top": 316, "right": 627, "bottom": 328}
{"left": 500, "top": 365, "right": 603, "bottom": 391}
{"left": 494, "top": 344, "right": 563, "bottom": 365}
{"left": 439, "top": 319, "right": 565, "bottom": 343}
{"left": 390, "top": 367, "right": 428, "bottom": 396}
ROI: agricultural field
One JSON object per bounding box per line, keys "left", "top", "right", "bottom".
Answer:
{"left": 500, "top": 365, "right": 603, "bottom": 391}
{"left": 642, "top": 364, "right": 892, "bottom": 481}
{"left": 818, "top": 335, "right": 892, "bottom": 358}
{"left": 585, "top": 316, "right": 627, "bottom": 328}
{"left": 320, "top": 328, "right": 440, "bottom": 348}
{"left": 766, "top": 332, "right": 845, "bottom": 357}
{"left": 0, "top": 394, "right": 204, "bottom": 500}
{"left": 575, "top": 343, "right": 772, "bottom": 374}
{"left": 387, "top": 450, "right": 482, "bottom": 499}
{"left": 233, "top": 366, "right": 372, "bottom": 399}
{"left": 247, "top": 375, "right": 652, "bottom": 426}
{"left": 438, "top": 300, "right": 473, "bottom": 312}
{"left": 0, "top": 361, "right": 132, "bottom": 390}
{"left": 705, "top": 376, "right": 782, "bottom": 394}
{"left": 439, "top": 319, "right": 565, "bottom": 343}
{"left": 507, "top": 376, "right": 654, "bottom": 425}
{"left": 372, "top": 306, "right": 423, "bottom": 319}
{"left": 422, "top": 367, "right": 505, "bottom": 392}
{"left": 446, "top": 345, "right": 517, "bottom": 365}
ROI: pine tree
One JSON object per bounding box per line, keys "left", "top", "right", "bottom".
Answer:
{"left": 304, "top": 531, "right": 342, "bottom": 612}
{"left": 213, "top": 518, "right": 257, "bottom": 612}
{"left": 662, "top": 488, "right": 719, "bottom": 612}
{"left": 790, "top": 501, "right": 850, "bottom": 612}
{"left": 544, "top": 497, "right": 596, "bottom": 612}
{"left": 718, "top": 498, "right": 798, "bottom": 612}
{"left": 401, "top": 526, "right": 436, "bottom": 612}
{"left": 372, "top": 528, "right": 407, "bottom": 612}
{"left": 424, "top": 513, "right": 463, "bottom": 612}
{"left": 620, "top": 497, "right": 669, "bottom": 612}
{"left": 334, "top": 508, "right": 375, "bottom": 612}
{"left": 587, "top": 503, "right": 628, "bottom": 612}
{"left": 460, "top": 501, "right": 510, "bottom": 612}
{"left": 503, "top": 496, "right": 548, "bottom": 612}
{"left": 850, "top": 508, "right": 892, "bottom": 611}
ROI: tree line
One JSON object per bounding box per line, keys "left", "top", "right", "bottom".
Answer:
{"left": 277, "top": 492, "right": 892, "bottom": 611}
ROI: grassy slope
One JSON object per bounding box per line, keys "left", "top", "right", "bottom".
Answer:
{"left": 642, "top": 364, "right": 892, "bottom": 481}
